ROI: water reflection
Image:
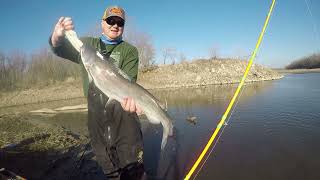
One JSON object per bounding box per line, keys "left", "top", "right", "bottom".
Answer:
{"left": 151, "top": 81, "right": 275, "bottom": 107}
{"left": 142, "top": 81, "right": 276, "bottom": 179}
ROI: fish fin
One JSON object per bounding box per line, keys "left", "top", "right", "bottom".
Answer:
{"left": 88, "top": 73, "right": 93, "bottom": 83}
{"left": 96, "top": 51, "right": 105, "bottom": 60}
{"left": 137, "top": 113, "right": 147, "bottom": 120}
{"left": 161, "top": 133, "right": 168, "bottom": 150}
{"left": 161, "top": 123, "right": 174, "bottom": 150}
{"left": 148, "top": 116, "right": 161, "bottom": 124}
{"left": 165, "top": 98, "right": 168, "bottom": 111}
{"left": 105, "top": 98, "right": 115, "bottom": 108}
{"left": 155, "top": 98, "right": 167, "bottom": 111}
{"left": 158, "top": 101, "right": 166, "bottom": 110}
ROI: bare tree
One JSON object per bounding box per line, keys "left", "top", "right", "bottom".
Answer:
{"left": 286, "top": 53, "right": 320, "bottom": 69}
{"left": 0, "top": 46, "right": 83, "bottom": 90}
{"left": 208, "top": 44, "right": 219, "bottom": 60}
{"left": 123, "top": 19, "right": 155, "bottom": 68}
{"left": 162, "top": 47, "right": 176, "bottom": 65}
{"left": 27, "top": 47, "right": 81, "bottom": 85}
{"left": 0, "top": 51, "right": 5, "bottom": 79}
{"left": 6, "top": 50, "right": 27, "bottom": 88}
{"left": 232, "top": 46, "right": 250, "bottom": 60}
{"left": 10, "top": 50, "right": 27, "bottom": 72}
{"left": 170, "top": 48, "right": 177, "bottom": 65}
{"left": 0, "top": 51, "right": 7, "bottom": 88}
{"left": 179, "top": 53, "right": 187, "bottom": 63}
{"left": 162, "top": 48, "right": 169, "bottom": 65}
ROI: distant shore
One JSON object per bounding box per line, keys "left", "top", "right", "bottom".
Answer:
{"left": 273, "top": 68, "right": 320, "bottom": 74}
{"left": 0, "top": 59, "right": 283, "bottom": 108}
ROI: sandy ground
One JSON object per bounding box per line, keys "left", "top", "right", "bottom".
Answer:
{"left": 0, "top": 81, "right": 84, "bottom": 108}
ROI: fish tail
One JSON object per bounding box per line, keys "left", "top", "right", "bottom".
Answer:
{"left": 161, "top": 132, "right": 168, "bottom": 150}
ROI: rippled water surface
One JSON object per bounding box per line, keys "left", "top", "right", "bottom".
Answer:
{"left": 19, "top": 73, "right": 320, "bottom": 180}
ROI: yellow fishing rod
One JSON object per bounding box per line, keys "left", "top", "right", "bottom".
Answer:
{"left": 184, "top": 0, "right": 276, "bottom": 179}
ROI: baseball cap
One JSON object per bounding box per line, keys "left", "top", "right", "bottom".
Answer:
{"left": 102, "top": 6, "right": 126, "bottom": 21}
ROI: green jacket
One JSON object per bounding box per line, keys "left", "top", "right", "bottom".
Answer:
{"left": 49, "top": 36, "right": 139, "bottom": 97}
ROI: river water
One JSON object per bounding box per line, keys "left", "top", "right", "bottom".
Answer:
{"left": 10, "top": 73, "right": 320, "bottom": 180}
{"left": 148, "top": 73, "right": 320, "bottom": 180}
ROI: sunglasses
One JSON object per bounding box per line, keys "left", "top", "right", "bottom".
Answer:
{"left": 105, "top": 17, "right": 125, "bottom": 27}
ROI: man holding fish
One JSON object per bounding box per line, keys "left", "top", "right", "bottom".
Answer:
{"left": 49, "top": 5, "right": 147, "bottom": 179}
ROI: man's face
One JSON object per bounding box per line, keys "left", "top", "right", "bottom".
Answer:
{"left": 102, "top": 16, "right": 125, "bottom": 40}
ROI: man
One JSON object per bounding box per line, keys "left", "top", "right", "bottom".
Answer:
{"left": 49, "top": 5, "right": 145, "bottom": 179}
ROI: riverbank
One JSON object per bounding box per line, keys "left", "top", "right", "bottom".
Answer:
{"left": 274, "top": 68, "right": 320, "bottom": 74}
{"left": 0, "top": 59, "right": 282, "bottom": 108}
{"left": 138, "top": 59, "right": 283, "bottom": 89}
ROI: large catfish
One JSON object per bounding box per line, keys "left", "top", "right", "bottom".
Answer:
{"left": 65, "top": 30, "right": 173, "bottom": 149}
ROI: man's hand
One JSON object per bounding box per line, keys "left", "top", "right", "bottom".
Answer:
{"left": 121, "top": 97, "right": 143, "bottom": 115}
{"left": 51, "top": 17, "right": 74, "bottom": 47}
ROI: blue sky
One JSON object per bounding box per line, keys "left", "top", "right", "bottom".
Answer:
{"left": 0, "top": 0, "right": 319, "bottom": 68}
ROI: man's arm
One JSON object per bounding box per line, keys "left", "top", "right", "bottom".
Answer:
{"left": 49, "top": 17, "right": 81, "bottom": 63}
{"left": 51, "top": 17, "right": 73, "bottom": 47}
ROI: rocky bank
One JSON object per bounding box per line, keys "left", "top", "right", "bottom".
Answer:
{"left": 138, "top": 59, "right": 283, "bottom": 89}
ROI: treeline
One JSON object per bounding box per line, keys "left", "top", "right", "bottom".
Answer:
{"left": 286, "top": 53, "right": 320, "bottom": 69}
{"left": 0, "top": 48, "right": 81, "bottom": 91}
{"left": 0, "top": 31, "right": 157, "bottom": 91}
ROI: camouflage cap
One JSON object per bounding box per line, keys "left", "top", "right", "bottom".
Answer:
{"left": 102, "top": 6, "right": 126, "bottom": 21}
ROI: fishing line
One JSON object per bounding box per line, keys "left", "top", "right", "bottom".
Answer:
{"left": 184, "top": 0, "right": 276, "bottom": 179}
{"left": 304, "top": 0, "right": 320, "bottom": 49}
{"left": 193, "top": 84, "right": 246, "bottom": 180}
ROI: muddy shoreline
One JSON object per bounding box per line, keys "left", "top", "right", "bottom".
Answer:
{"left": 0, "top": 113, "right": 106, "bottom": 180}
